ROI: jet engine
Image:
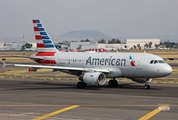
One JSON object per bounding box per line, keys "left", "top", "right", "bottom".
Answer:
{"left": 79, "top": 72, "right": 106, "bottom": 86}
{"left": 131, "top": 78, "right": 152, "bottom": 83}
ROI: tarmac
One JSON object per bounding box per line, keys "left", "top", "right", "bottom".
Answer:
{"left": 0, "top": 79, "right": 177, "bottom": 120}
{"left": 0, "top": 61, "right": 177, "bottom": 119}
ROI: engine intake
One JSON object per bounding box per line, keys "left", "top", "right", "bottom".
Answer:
{"left": 80, "top": 72, "right": 106, "bottom": 86}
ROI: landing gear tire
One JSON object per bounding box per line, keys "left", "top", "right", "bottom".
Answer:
{"left": 108, "top": 80, "right": 118, "bottom": 87}
{"left": 77, "top": 82, "right": 87, "bottom": 89}
{"left": 144, "top": 85, "right": 150, "bottom": 89}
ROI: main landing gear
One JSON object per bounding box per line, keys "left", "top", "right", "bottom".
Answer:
{"left": 77, "top": 82, "right": 87, "bottom": 89}
{"left": 144, "top": 81, "right": 150, "bottom": 89}
{"left": 108, "top": 78, "right": 118, "bottom": 87}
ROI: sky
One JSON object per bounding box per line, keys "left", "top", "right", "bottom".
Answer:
{"left": 0, "top": 0, "right": 178, "bottom": 41}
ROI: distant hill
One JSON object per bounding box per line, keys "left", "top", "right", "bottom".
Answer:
{"left": 58, "top": 30, "right": 112, "bottom": 41}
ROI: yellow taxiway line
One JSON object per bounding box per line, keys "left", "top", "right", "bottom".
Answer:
{"left": 138, "top": 104, "right": 169, "bottom": 120}
{"left": 0, "top": 104, "right": 176, "bottom": 107}
{"left": 32, "top": 105, "right": 80, "bottom": 120}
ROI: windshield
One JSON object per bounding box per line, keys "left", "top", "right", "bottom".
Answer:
{"left": 150, "top": 60, "right": 165, "bottom": 64}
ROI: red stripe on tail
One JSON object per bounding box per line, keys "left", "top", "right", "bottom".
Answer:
{"left": 35, "top": 35, "right": 42, "bottom": 40}
{"left": 34, "top": 27, "right": 39, "bottom": 32}
{"left": 37, "top": 43, "right": 45, "bottom": 48}
{"left": 36, "top": 52, "right": 55, "bottom": 56}
{"left": 32, "top": 20, "right": 37, "bottom": 23}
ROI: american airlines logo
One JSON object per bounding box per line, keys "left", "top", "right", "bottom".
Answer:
{"left": 129, "top": 55, "right": 135, "bottom": 66}
{"left": 86, "top": 56, "right": 126, "bottom": 66}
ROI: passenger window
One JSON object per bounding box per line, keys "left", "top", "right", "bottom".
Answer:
{"left": 150, "top": 60, "right": 154, "bottom": 64}
{"left": 154, "top": 60, "right": 158, "bottom": 64}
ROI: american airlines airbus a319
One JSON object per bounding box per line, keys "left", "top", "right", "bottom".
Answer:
{"left": 4, "top": 19, "right": 172, "bottom": 89}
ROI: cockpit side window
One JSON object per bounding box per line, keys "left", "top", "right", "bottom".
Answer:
{"left": 150, "top": 60, "right": 154, "bottom": 64}
{"left": 154, "top": 60, "right": 158, "bottom": 64}
{"left": 158, "top": 60, "right": 165, "bottom": 63}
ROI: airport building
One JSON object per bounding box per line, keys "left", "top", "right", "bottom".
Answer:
{"left": 98, "top": 44, "right": 128, "bottom": 50}
{"left": 70, "top": 41, "right": 128, "bottom": 50}
{"left": 126, "top": 39, "right": 160, "bottom": 49}
{"left": 0, "top": 42, "right": 37, "bottom": 51}
{"left": 70, "top": 41, "right": 98, "bottom": 50}
{"left": 0, "top": 42, "right": 24, "bottom": 51}
{"left": 69, "top": 39, "right": 160, "bottom": 51}
{"left": 0, "top": 39, "right": 161, "bottom": 51}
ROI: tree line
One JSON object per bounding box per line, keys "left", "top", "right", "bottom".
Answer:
{"left": 79, "top": 38, "right": 121, "bottom": 44}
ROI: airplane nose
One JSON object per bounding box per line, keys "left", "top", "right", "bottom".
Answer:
{"left": 162, "top": 64, "right": 172, "bottom": 76}
{"left": 167, "top": 64, "right": 173, "bottom": 74}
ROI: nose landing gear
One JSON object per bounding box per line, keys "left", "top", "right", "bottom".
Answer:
{"left": 144, "top": 85, "right": 150, "bottom": 89}
{"left": 144, "top": 81, "right": 150, "bottom": 89}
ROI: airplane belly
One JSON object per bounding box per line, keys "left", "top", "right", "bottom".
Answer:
{"left": 106, "top": 67, "right": 122, "bottom": 78}
{"left": 121, "top": 67, "right": 145, "bottom": 78}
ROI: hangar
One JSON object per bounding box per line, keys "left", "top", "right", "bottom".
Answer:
{"left": 0, "top": 42, "right": 24, "bottom": 51}
{"left": 126, "top": 39, "right": 160, "bottom": 49}
{"left": 69, "top": 39, "right": 160, "bottom": 51}
{"left": 70, "top": 42, "right": 128, "bottom": 51}
{"left": 98, "top": 44, "right": 128, "bottom": 50}
{"left": 70, "top": 41, "right": 97, "bottom": 50}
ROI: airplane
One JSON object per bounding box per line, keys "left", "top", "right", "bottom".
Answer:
{"left": 3, "top": 19, "right": 172, "bottom": 89}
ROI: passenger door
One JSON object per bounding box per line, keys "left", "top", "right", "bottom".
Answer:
{"left": 137, "top": 56, "right": 144, "bottom": 69}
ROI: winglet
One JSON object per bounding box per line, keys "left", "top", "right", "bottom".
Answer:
{"left": 2, "top": 62, "right": 13, "bottom": 68}
{"left": 2, "top": 61, "right": 6, "bottom": 68}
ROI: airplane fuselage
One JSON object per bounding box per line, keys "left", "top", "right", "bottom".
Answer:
{"left": 31, "top": 51, "right": 172, "bottom": 79}
{"left": 11, "top": 19, "right": 173, "bottom": 89}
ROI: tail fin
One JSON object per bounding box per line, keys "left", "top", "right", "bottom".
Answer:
{"left": 32, "top": 19, "right": 58, "bottom": 54}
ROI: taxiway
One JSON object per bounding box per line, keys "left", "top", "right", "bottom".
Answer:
{"left": 0, "top": 79, "right": 177, "bottom": 120}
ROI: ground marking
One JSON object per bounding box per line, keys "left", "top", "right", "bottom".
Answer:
{"left": 0, "top": 104, "right": 177, "bottom": 107}
{"left": 32, "top": 105, "right": 80, "bottom": 120}
{"left": 138, "top": 104, "right": 170, "bottom": 120}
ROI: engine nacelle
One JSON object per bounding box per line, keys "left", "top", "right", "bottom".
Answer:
{"left": 131, "top": 78, "right": 152, "bottom": 83}
{"left": 80, "top": 72, "right": 106, "bottom": 86}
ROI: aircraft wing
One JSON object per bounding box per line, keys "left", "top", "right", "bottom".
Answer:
{"left": 0, "top": 55, "right": 31, "bottom": 58}
{"left": 12, "top": 63, "right": 110, "bottom": 73}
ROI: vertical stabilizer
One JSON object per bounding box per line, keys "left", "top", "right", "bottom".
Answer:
{"left": 32, "top": 19, "right": 58, "bottom": 55}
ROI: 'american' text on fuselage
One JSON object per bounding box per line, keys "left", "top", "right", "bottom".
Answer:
{"left": 86, "top": 56, "right": 126, "bottom": 66}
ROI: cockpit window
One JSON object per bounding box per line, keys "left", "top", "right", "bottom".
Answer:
{"left": 150, "top": 60, "right": 165, "bottom": 64}
{"left": 158, "top": 60, "right": 165, "bottom": 63}
{"left": 154, "top": 60, "right": 158, "bottom": 64}
{"left": 150, "top": 60, "right": 154, "bottom": 64}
